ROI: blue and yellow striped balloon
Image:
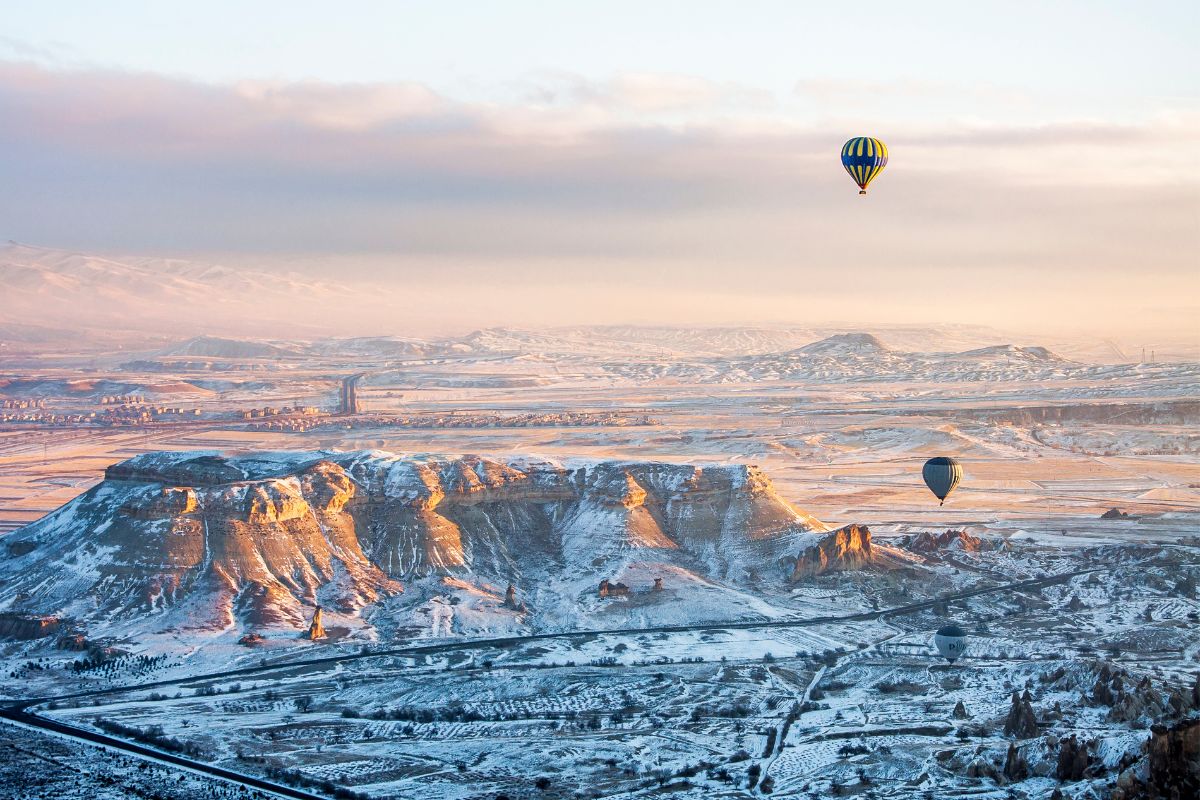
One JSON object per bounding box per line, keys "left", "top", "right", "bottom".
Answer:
{"left": 841, "top": 136, "right": 888, "bottom": 195}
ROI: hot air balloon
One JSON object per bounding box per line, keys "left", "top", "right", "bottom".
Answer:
{"left": 933, "top": 624, "right": 968, "bottom": 663}
{"left": 841, "top": 137, "right": 888, "bottom": 195}
{"left": 922, "top": 456, "right": 963, "bottom": 506}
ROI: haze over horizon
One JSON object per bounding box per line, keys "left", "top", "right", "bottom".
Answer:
{"left": 1, "top": 2, "right": 1197, "bottom": 340}
{"left": 2, "top": 8, "right": 1200, "bottom": 797}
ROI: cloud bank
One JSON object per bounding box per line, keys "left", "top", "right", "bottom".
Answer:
{"left": 0, "top": 61, "right": 1196, "bottom": 335}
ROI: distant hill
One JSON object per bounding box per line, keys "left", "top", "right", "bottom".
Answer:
{"left": 951, "top": 344, "right": 1065, "bottom": 362}
{"left": 797, "top": 332, "right": 892, "bottom": 356}
{"left": 542, "top": 325, "right": 823, "bottom": 356}
{"left": 309, "top": 336, "right": 456, "bottom": 358}
{"left": 157, "top": 335, "right": 301, "bottom": 359}
{"left": 601, "top": 334, "right": 1095, "bottom": 384}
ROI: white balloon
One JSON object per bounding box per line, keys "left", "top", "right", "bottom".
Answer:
{"left": 934, "top": 624, "right": 967, "bottom": 663}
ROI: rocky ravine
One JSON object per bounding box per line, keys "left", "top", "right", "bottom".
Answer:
{"left": 0, "top": 450, "right": 862, "bottom": 638}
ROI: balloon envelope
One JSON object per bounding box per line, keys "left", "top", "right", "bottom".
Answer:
{"left": 923, "top": 457, "right": 963, "bottom": 505}
{"left": 841, "top": 137, "right": 888, "bottom": 194}
{"left": 934, "top": 624, "right": 968, "bottom": 663}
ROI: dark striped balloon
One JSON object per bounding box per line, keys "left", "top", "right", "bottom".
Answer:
{"left": 922, "top": 457, "right": 963, "bottom": 505}
{"left": 841, "top": 136, "right": 888, "bottom": 195}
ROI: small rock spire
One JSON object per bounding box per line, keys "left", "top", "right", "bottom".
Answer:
{"left": 305, "top": 606, "right": 325, "bottom": 640}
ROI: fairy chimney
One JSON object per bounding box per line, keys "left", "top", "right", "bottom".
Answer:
{"left": 305, "top": 606, "right": 326, "bottom": 640}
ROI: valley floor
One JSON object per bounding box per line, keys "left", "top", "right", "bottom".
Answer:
{"left": 4, "top": 541, "right": 1198, "bottom": 800}
{"left": 1, "top": 341, "right": 1198, "bottom": 798}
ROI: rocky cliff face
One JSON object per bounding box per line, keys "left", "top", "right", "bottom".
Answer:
{"left": 1111, "top": 716, "right": 1200, "bottom": 800}
{"left": 0, "top": 613, "right": 61, "bottom": 640}
{"left": 790, "top": 524, "right": 875, "bottom": 579}
{"left": 1142, "top": 718, "right": 1200, "bottom": 799}
{"left": 906, "top": 529, "right": 993, "bottom": 554}
{"left": 4, "top": 456, "right": 399, "bottom": 632}
{"left": 0, "top": 450, "right": 827, "bottom": 637}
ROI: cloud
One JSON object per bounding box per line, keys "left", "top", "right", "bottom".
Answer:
{"left": 4, "top": 61, "right": 1189, "bottom": 189}
{"left": 0, "top": 36, "right": 76, "bottom": 65}
{"left": 232, "top": 80, "right": 449, "bottom": 130}
{"left": 0, "top": 62, "right": 1195, "bottom": 336}
{"left": 795, "top": 77, "right": 1023, "bottom": 102}
{"left": 523, "top": 71, "right": 775, "bottom": 117}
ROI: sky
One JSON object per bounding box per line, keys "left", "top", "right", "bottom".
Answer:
{"left": 1, "top": 1, "right": 1197, "bottom": 337}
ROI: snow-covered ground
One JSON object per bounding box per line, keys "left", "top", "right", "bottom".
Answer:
{"left": 1, "top": 326, "right": 1197, "bottom": 799}
{"left": 25, "top": 536, "right": 1200, "bottom": 800}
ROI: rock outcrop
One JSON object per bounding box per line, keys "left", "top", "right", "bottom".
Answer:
{"left": 1102, "top": 508, "right": 1131, "bottom": 520}
{"left": 1003, "top": 741, "right": 1028, "bottom": 781}
{"left": 599, "top": 579, "right": 631, "bottom": 598}
{"left": 1111, "top": 676, "right": 1169, "bottom": 724}
{"left": 906, "top": 529, "right": 990, "bottom": 554}
{"left": 1111, "top": 717, "right": 1200, "bottom": 800}
{"left": 1093, "top": 663, "right": 1122, "bottom": 706}
{"left": 1091, "top": 664, "right": 1171, "bottom": 723}
{"left": 0, "top": 613, "right": 60, "bottom": 640}
{"left": 964, "top": 756, "right": 999, "bottom": 782}
{"left": 502, "top": 584, "right": 527, "bottom": 613}
{"left": 1056, "top": 734, "right": 1090, "bottom": 781}
{"left": 305, "top": 607, "right": 325, "bottom": 640}
{"left": 1144, "top": 718, "right": 1200, "bottom": 798}
{"left": 1004, "top": 690, "right": 1039, "bottom": 739}
{"left": 791, "top": 524, "right": 874, "bottom": 579}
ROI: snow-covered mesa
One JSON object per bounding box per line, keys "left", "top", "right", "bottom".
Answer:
{"left": 0, "top": 450, "right": 892, "bottom": 643}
